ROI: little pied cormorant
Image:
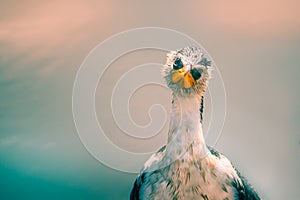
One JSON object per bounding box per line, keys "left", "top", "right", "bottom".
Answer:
{"left": 130, "top": 46, "right": 261, "bottom": 200}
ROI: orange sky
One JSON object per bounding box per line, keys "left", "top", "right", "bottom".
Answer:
{"left": 1, "top": 0, "right": 299, "bottom": 61}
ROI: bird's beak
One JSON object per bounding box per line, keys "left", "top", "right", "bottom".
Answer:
{"left": 171, "top": 65, "right": 196, "bottom": 88}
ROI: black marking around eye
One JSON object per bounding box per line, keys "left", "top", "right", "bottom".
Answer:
{"left": 190, "top": 68, "right": 202, "bottom": 80}
{"left": 173, "top": 58, "right": 184, "bottom": 70}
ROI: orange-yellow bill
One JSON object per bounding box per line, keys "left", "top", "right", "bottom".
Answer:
{"left": 172, "top": 70, "right": 196, "bottom": 88}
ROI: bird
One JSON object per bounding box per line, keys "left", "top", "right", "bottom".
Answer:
{"left": 130, "top": 46, "right": 261, "bottom": 200}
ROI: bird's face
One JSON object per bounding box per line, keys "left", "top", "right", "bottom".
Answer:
{"left": 162, "top": 47, "right": 212, "bottom": 97}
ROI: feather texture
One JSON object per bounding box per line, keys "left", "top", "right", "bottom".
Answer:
{"left": 130, "top": 47, "right": 261, "bottom": 200}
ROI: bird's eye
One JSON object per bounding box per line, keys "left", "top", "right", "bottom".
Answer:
{"left": 173, "top": 58, "right": 184, "bottom": 70}
{"left": 190, "top": 68, "right": 202, "bottom": 80}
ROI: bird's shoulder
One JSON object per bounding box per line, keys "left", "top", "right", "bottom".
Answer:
{"left": 130, "top": 171, "right": 147, "bottom": 200}
{"left": 141, "top": 145, "right": 167, "bottom": 172}
{"left": 130, "top": 146, "right": 167, "bottom": 200}
{"left": 207, "top": 146, "right": 261, "bottom": 200}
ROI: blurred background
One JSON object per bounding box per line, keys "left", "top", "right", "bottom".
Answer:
{"left": 0, "top": 0, "right": 299, "bottom": 199}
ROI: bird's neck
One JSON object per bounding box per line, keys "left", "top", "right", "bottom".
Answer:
{"left": 165, "top": 94, "right": 209, "bottom": 160}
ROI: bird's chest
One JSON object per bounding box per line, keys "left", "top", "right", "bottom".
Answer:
{"left": 142, "top": 156, "right": 236, "bottom": 200}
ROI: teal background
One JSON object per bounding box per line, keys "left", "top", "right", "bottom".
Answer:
{"left": 1, "top": 0, "right": 299, "bottom": 199}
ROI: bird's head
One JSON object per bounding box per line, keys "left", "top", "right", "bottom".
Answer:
{"left": 162, "top": 46, "right": 212, "bottom": 97}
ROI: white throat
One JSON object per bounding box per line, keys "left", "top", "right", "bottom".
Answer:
{"left": 165, "top": 93, "right": 209, "bottom": 160}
